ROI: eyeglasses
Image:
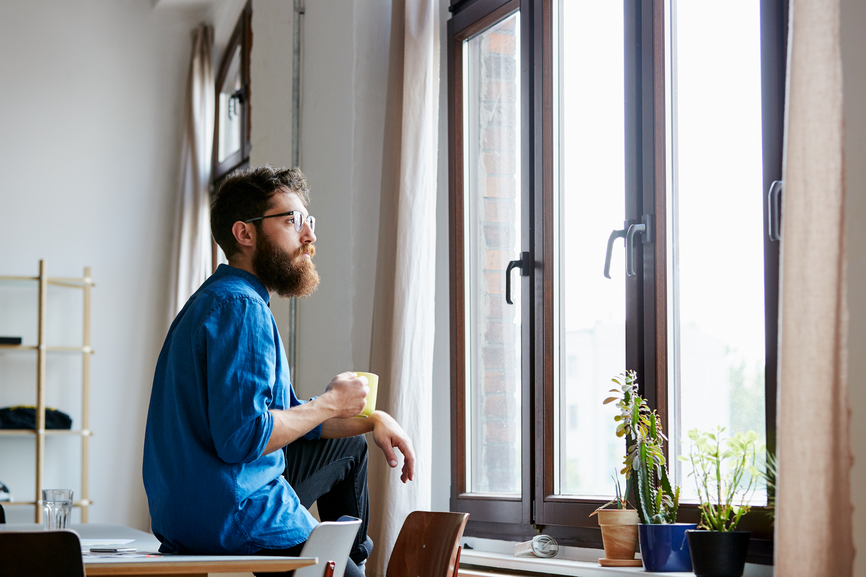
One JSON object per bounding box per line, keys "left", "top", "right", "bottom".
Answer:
{"left": 244, "top": 210, "right": 316, "bottom": 233}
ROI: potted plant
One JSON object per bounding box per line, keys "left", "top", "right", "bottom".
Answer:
{"left": 605, "top": 371, "right": 695, "bottom": 572}
{"left": 760, "top": 450, "right": 776, "bottom": 525}
{"left": 590, "top": 473, "right": 641, "bottom": 567}
{"left": 678, "top": 427, "right": 765, "bottom": 577}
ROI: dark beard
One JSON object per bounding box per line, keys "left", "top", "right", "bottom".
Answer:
{"left": 252, "top": 232, "right": 320, "bottom": 298}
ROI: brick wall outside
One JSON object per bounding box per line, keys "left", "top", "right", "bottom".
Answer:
{"left": 470, "top": 14, "right": 521, "bottom": 494}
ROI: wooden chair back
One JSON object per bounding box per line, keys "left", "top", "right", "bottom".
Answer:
{"left": 386, "top": 511, "right": 469, "bottom": 577}
{"left": 0, "top": 530, "right": 85, "bottom": 577}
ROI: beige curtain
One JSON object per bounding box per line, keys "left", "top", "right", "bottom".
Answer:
{"left": 366, "top": 1, "right": 440, "bottom": 575}
{"left": 775, "top": 0, "right": 853, "bottom": 574}
{"left": 169, "top": 24, "right": 215, "bottom": 317}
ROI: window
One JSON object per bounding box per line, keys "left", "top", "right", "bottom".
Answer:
{"left": 213, "top": 2, "right": 252, "bottom": 183}
{"left": 447, "top": 0, "right": 787, "bottom": 562}
{"left": 460, "top": 4, "right": 523, "bottom": 499}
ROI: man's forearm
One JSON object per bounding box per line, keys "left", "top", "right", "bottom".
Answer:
{"left": 263, "top": 397, "right": 340, "bottom": 455}
{"left": 320, "top": 411, "right": 383, "bottom": 439}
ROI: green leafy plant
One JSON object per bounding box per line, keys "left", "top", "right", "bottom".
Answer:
{"left": 590, "top": 471, "right": 632, "bottom": 516}
{"left": 678, "top": 427, "right": 765, "bottom": 532}
{"left": 761, "top": 451, "right": 776, "bottom": 524}
{"left": 604, "top": 370, "right": 679, "bottom": 524}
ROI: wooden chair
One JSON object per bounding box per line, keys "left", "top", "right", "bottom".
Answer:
{"left": 387, "top": 511, "right": 469, "bottom": 577}
{"left": 0, "top": 530, "right": 85, "bottom": 577}
{"left": 294, "top": 516, "right": 363, "bottom": 577}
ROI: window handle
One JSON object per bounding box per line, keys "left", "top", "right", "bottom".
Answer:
{"left": 603, "top": 222, "right": 630, "bottom": 279}
{"left": 768, "top": 180, "right": 783, "bottom": 241}
{"left": 505, "top": 251, "right": 531, "bottom": 305}
{"left": 626, "top": 214, "right": 653, "bottom": 277}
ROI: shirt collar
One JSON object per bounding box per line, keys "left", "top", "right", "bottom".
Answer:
{"left": 214, "top": 264, "right": 270, "bottom": 303}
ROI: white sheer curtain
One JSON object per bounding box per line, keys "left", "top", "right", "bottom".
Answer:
{"left": 169, "top": 24, "right": 215, "bottom": 317}
{"left": 775, "top": 0, "right": 853, "bottom": 574}
{"left": 366, "top": 1, "right": 439, "bottom": 575}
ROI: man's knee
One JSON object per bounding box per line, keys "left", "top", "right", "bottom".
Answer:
{"left": 336, "top": 434, "right": 368, "bottom": 464}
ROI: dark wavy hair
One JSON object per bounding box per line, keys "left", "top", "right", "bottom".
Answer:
{"left": 211, "top": 165, "right": 310, "bottom": 259}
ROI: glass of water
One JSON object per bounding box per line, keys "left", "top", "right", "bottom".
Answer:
{"left": 42, "top": 489, "right": 73, "bottom": 530}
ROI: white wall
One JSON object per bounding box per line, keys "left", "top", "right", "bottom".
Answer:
{"left": 842, "top": 0, "right": 866, "bottom": 573}
{"left": 290, "top": 0, "right": 389, "bottom": 397}
{"left": 0, "top": 0, "right": 204, "bottom": 529}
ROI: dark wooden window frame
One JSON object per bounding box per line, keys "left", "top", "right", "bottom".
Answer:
{"left": 448, "top": 0, "right": 528, "bottom": 529}
{"left": 448, "top": 0, "right": 786, "bottom": 565}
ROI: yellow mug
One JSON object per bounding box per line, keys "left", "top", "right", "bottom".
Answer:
{"left": 353, "top": 372, "right": 378, "bottom": 418}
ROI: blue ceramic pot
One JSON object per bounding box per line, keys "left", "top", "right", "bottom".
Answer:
{"left": 638, "top": 523, "right": 697, "bottom": 572}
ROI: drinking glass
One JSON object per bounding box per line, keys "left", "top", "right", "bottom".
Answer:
{"left": 42, "top": 489, "right": 73, "bottom": 530}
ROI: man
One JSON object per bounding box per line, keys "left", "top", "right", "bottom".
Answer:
{"left": 143, "top": 165, "right": 414, "bottom": 577}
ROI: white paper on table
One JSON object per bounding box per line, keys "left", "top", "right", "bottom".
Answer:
{"left": 83, "top": 552, "right": 156, "bottom": 558}
{"left": 79, "top": 538, "right": 135, "bottom": 551}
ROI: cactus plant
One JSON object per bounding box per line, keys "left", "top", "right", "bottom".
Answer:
{"left": 604, "top": 370, "right": 679, "bottom": 525}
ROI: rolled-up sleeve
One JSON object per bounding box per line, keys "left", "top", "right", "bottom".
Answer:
{"left": 290, "top": 389, "right": 323, "bottom": 441}
{"left": 200, "top": 297, "right": 276, "bottom": 464}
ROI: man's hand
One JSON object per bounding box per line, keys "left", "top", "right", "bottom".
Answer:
{"left": 321, "top": 372, "right": 369, "bottom": 419}
{"left": 369, "top": 411, "right": 415, "bottom": 483}
{"left": 264, "top": 372, "right": 369, "bottom": 456}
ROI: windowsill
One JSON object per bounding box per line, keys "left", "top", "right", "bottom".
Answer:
{"left": 459, "top": 538, "right": 773, "bottom": 577}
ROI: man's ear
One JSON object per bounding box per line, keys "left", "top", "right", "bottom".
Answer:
{"left": 232, "top": 221, "right": 256, "bottom": 249}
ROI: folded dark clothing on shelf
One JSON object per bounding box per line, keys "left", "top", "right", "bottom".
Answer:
{"left": 0, "top": 406, "right": 72, "bottom": 430}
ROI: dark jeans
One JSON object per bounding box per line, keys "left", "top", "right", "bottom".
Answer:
{"left": 254, "top": 435, "right": 372, "bottom": 577}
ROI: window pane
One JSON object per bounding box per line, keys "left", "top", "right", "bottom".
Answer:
{"left": 554, "top": 0, "right": 626, "bottom": 497}
{"left": 667, "top": 0, "right": 766, "bottom": 502}
{"left": 464, "top": 12, "right": 522, "bottom": 495}
{"left": 218, "top": 45, "right": 243, "bottom": 163}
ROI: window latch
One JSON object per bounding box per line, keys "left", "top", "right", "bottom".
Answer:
{"left": 604, "top": 216, "right": 653, "bottom": 278}
{"left": 768, "top": 180, "right": 783, "bottom": 241}
{"left": 626, "top": 214, "right": 653, "bottom": 277}
{"left": 505, "top": 251, "right": 531, "bottom": 305}
{"left": 603, "top": 221, "right": 630, "bottom": 279}
{"left": 227, "top": 88, "right": 246, "bottom": 120}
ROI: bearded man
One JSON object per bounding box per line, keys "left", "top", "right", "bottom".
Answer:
{"left": 143, "top": 165, "right": 414, "bottom": 577}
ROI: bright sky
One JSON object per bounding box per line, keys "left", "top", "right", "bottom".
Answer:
{"left": 559, "top": 0, "right": 766, "bottom": 496}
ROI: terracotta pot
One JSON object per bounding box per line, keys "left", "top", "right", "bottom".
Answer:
{"left": 596, "top": 509, "right": 639, "bottom": 560}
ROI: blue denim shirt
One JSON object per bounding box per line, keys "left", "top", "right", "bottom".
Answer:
{"left": 143, "top": 264, "right": 321, "bottom": 554}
